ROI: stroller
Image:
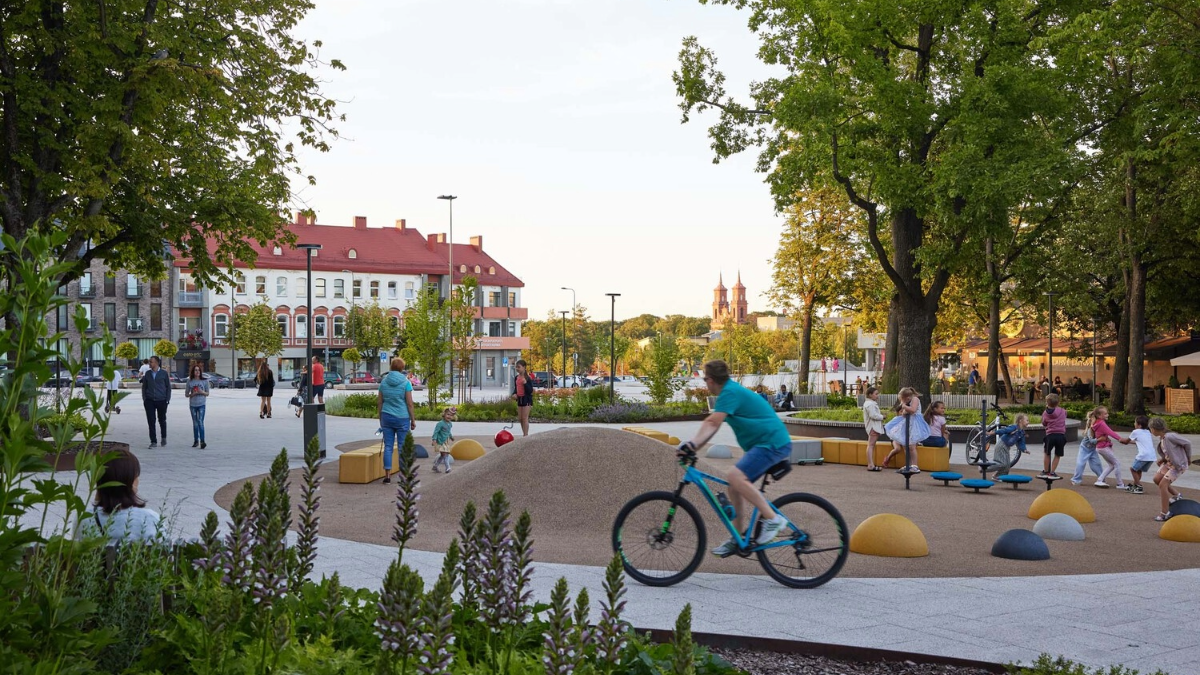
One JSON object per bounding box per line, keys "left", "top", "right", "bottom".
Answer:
{"left": 290, "top": 387, "right": 305, "bottom": 418}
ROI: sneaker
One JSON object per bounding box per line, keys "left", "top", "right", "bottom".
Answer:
{"left": 909, "top": 466, "right": 921, "bottom": 474}
{"left": 192, "top": 441, "right": 199, "bottom": 448}
{"left": 200, "top": 442, "right": 206, "bottom": 449}
{"left": 1071, "top": 480, "right": 1082, "bottom": 486}
{"left": 1049, "top": 472, "right": 1060, "bottom": 478}
{"left": 161, "top": 437, "right": 167, "bottom": 447}
{"left": 1115, "top": 484, "right": 1127, "bottom": 490}
{"left": 148, "top": 441, "right": 157, "bottom": 449}
{"left": 1037, "top": 472, "right": 1051, "bottom": 479}
{"left": 445, "top": 468, "right": 452, "bottom": 474}
{"left": 711, "top": 538, "right": 738, "bottom": 557}
{"left": 756, "top": 515, "right": 789, "bottom": 545}
{"left": 1170, "top": 494, "right": 1184, "bottom": 504}
{"left": 1132, "top": 485, "right": 1144, "bottom": 494}
{"left": 383, "top": 475, "right": 391, "bottom": 484}
{"left": 1094, "top": 480, "right": 1109, "bottom": 488}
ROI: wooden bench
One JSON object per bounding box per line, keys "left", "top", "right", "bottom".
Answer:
{"left": 622, "top": 426, "right": 676, "bottom": 445}
{"left": 818, "top": 438, "right": 951, "bottom": 472}
{"left": 338, "top": 444, "right": 397, "bottom": 484}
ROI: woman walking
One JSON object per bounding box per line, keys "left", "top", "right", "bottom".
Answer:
{"left": 185, "top": 365, "right": 210, "bottom": 448}
{"left": 256, "top": 361, "right": 275, "bottom": 419}
{"left": 510, "top": 359, "right": 535, "bottom": 437}
{"left": 377, "top": 357, "right": 416, "bottom": 484}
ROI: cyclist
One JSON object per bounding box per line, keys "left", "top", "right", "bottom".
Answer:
{"left": 677, "top": 360, "right": 791, "bottom": 556}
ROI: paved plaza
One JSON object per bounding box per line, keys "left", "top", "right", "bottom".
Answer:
{"left": 41, "top": 387, "right": 1200, "bottom": 673}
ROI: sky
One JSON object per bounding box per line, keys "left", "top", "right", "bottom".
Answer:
{"left": 292, "top": 0, "right": 786, "bottom": 322}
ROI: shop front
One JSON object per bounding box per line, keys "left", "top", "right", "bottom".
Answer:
{"left": 174, "top": 349, "right": 210, "bottom": 377}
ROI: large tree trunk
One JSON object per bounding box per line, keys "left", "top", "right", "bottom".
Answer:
{"left": 1124, "top": 253, "right": 1148, "bottom": 414}
{"left": 1111, "top": 288, "right": 1131, "bottom": 411}
{"left": 799, "top": 304, "right": 814, "bottom": 393}
{"left": 894, "top": 292, "right": 937, "bottom": 406}
{"left": 985, "top": 237, "right": 1002, "bottom": 397}
{"left": 998, "top": 346, "right": 1017, "bottom": 403}
{"left": 882, "top": 294, "right": 900, "bottom": 391}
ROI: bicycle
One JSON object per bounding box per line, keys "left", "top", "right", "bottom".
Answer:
{"left": 611, "top": 449, "right": 848, "bottom": 589}
{"left": 964, "top": 403, "right": 1024, "bottom": 469}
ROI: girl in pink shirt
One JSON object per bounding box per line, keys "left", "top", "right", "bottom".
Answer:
{"left": 1086, "top": 406, "right": 1127, "bottom": 490}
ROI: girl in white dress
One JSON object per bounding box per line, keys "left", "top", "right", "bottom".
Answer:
{"left": 882, "top": 387, "right": 931, "bottom": 473}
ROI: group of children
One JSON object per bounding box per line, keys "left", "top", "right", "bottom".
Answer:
{"left": 861, "top": 388, "right": 1192, "bottom": 521}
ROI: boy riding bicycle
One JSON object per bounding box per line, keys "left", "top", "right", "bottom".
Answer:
{"left": 677, "top": 360, "right": 791, "bottom": 556}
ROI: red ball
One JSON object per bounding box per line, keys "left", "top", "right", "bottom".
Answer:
{"left": 495, "top": 429, "right": 514, "bottom": 447}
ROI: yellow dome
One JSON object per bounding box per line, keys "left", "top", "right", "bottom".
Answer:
{"left": 1160, "top": 514, "right": 1200, "bottom": 543}
{"left": 1027, "top": 490, "right": 1095, "bottom": 523}
{"left": 450, "top": 439, "right": 486, "bottom": 461}
{"left": 849, "top": 514, "right": 928, "bottom": 558}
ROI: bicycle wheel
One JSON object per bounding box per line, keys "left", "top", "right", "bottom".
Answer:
{"left": 964, "top": 428, "right": 986, "bottom": 465}
{"left": 612, "top": 491, "right": 706, "bottom": 587}
{"left": 756, "top": 493, "right": 848, "bottom": 589}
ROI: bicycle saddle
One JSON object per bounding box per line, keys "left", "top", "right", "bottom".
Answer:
{"left": 767, "top": 461, "right": 792, "bottom": 481}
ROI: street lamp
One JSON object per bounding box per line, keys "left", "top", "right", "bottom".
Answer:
{"left": 438, "top": 195, "right": 457, "bottom": 400}
{"left": 561, "top": 286, "right": 576, "bottom": 377}
{"left": 1093, "top": 316, "right": 1099, "bottom": 405}
{"left": 560, "top": 310, "right": 570, "bottom": 386}
{"left": 605, "top": 293, "right": 621, "bottom": 404}
{"left": 298, "top": 243, "right": 324, "bottom": 457}
{"left": 342, "top": 268, "right": 355, "bottom": 371}
{"left": 1044, "top": 291, "right": 1058, "bottom": 393}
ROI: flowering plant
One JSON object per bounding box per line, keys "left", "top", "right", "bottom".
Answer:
{"left": 178, "top": 328, "right": 208, "bottom": 349}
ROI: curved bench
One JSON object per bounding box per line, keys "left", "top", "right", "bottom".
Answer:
{"left": 997, "top": 475, "right": 1033, "bottom": 490}
{"left": 961, "top": 478, "right": 994, "bottom": 493}
{"left": 930, "top": 471, "right": 963, "bottom": 487}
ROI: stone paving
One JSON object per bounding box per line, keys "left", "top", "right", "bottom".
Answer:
{"left": 34, "top": 386, "right": 1200, "bottom": 673}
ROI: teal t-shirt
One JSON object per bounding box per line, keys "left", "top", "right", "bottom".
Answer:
{"left": 378, "top": 371, "right": 413, "bottom": 419}
{"left": 713, "top": 380, "right": 792, "bottom": 451}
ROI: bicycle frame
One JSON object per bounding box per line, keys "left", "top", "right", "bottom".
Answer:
{"left": 664, "top": 461, "right": 805, "bottom": 553}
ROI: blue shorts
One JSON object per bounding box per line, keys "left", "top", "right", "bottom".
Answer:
{"left": 736, "top": 444, "right": 793, "bottom": 482}
{"left": 1132, "top": 460, "right": 1154, "bottom": 473}
{"left": 921, "top": 436, "right": 948, "bottom": 448}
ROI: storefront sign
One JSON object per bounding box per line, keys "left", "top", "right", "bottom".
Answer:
{"left": 176, "top": 349, "right": 209, "bottom": 361}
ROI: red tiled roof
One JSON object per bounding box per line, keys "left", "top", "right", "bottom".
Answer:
{"left": 175, "top": 218, "right": 524, "bottom": 287}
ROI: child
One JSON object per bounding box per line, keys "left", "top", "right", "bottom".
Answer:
{"left": 1150, "top": 417, "right": 1192, "bottom": 521}
{"left": 1087, "top": 406, "right": 1127, "bottom": 489}
{"left": 882, "top": 387, "right": 929, "bottom": 474}
{"left": 862, "top": 387, "right": 885, "bottom": 471}
{"left": 431, "top": 407, "right": 457, "bottom": 474}
{"left": 1124, "top": 415, "right": 1156, "bottom": 494}
{"left": 920, "top": 400, "right": 951, "bottom": 448}
{"left": 1039, "top": 394, "right": 1067, "bottom": 478}
{"left": 1070, "top": 410, "right": 1105, "bottom": 486}
{"left": 987, "top": 413, "right": 1029, "bottom": 478}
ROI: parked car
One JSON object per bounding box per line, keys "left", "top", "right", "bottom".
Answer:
{"left": 590, "top": 375, "right": 621, "bottom": 386}
{"left": 42, "top": 375, "right": 75, "bottom": 388}
{"left": 325, "top": 371, "right": 345, "bottom": 386}
{"left": 349, "top": 371, "right": 376, "bottom": 384}
{"left": 204, "top": 372, "right": 232, "bottom": 388}
{"left": 75, "top": 374, "right": 107, "bottom": 386}
{"left": 529, "top": 371, "right": 553, "bottom": 389}
{"left": 554, "top": 375, "right": 589, "bottom": 388}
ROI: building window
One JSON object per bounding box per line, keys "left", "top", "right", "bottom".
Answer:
{"left": 214, "top": 314, "right": 228, "bottom": 338}
{"left": 387, "top": 281, "right": 397, "bottom": 299}
{"left": 277, "top": 276, "right": 288, "bottom": 296}
{"left": 104, "top": 303, "right": 116, "bottom": 330}
{"left": 296, "top": 315, "right": 308, "bottom": 339}
{"left": 405, "top": 282, "right": 415, "bottom": 299}
{"left": 315, "top": 278, "right": 326, "bottom": 298}
{"left": 297, "top": 278, "right": 307, "bottom": 297}
{"left": 459, "top": 264, "right": 467, "bottom": 273}
{"left": 255, "top": 275, "right": 267, "bottom": 295}
{"left": 334, "top": 279, "right": 344, "bottom": 299}
{"left": 127, "top": 303, "right": 139, "bottom": 319}
{"left": 352, "top": 279, "right": 362, "bottom": 299}
{"left": 369, "top": 280, "right": 379, "bottom": 298}
{"left": 488, "top": 291, "right": 501, "bottom": 307}
{"left": 508, "top": 321, "right": 516, "bottom": 336}
{"left": 508, "top": 292, "right": 516, "bottom": 306}
{"left": 150, "top": 280, "right": 162, "bottom": 298}
{"left": 127, "top": 275, "right": 140, "bottom": 297}
{"left": 81, "top": 303, "right": 93, "bottom": 322}
{"left": 236, "top": 275, "right": 246, "bottom": 295}
{"left": 104, "top": 273, "right": 116, "bottom": 296}
{"left": 272, "top": 246, "right": 282, "bottom": 256}
{"left": 488, "top": 266, "right": 495, "bottom": 275}
{"left": 150, "top": 303, "right": 162, "bottom": 331}
{"left": 389, "top": 316, "right": 400, "bottom": 332}
{"left": 486, "top": 356, "right": 495, "bottom": 378}
{"left": 332, "top": 316, "right": 345, "bottom": 338}
{"left": 474, "top": 265, "right": 481, "bottom": 274}
{"left": 348, "top": 248, "right": 357, "bottom": 259}
{"left": 56, "top": 306, "right": 69, "bottom": 331}
{"left": 277, "top": 315, "right": 289, "bottom": 338}
{"left": 314, "top": 315, "right": 326, "bottom": 338}
{"left": 489, "top": 321, "right": 501, "bottom": 337}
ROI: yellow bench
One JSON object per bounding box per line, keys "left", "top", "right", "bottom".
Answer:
{"left": 819, "top": 438, "right": 950, "bottom": 472}
{"left": 338, "top": 445, "right": 397, "bottom": 484}
{"left": 622, "top": 426, "right": 671, "bottom": 444}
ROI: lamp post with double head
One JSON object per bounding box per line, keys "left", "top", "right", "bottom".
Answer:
{"left": 438, "top": 195, "right": 457, "bottom": 399}
{"left": 298, "top": 243, "right": 324, "bottom": 457}
{"left": 605, "top": 293, "right": 621, "bottom": 404}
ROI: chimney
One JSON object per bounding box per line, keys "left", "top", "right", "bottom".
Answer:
{"left": 295, "top": 211, "right": 306, "bottom": 226}
{"left": 470, "top": 235, "right": 483, "bottom": 252}
{"left": 394, "top": 218, "right": 406, "bottom": 231}
{"left": 436, "top": 233, "right": 446, "bottom": 243}
{"left": 354, "top": 216, "right": 367, "bottom": 229}
{"left": 426, "top": 233, "right": 437, "bottom": 252}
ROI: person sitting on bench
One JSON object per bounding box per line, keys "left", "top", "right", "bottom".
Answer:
{"left": 775, "top": 384, "right": 795, "bottom": 411}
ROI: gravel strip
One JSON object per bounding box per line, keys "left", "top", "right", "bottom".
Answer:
{"left": 710, "top": 647, "right": 999, "bottom": 675}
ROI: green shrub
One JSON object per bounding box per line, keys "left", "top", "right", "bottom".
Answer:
{"left": 827, "top": 393, "right": 858, "bottom": 409}
{"left": 1007, "top": 653, "right": 1168, "bottom": 675}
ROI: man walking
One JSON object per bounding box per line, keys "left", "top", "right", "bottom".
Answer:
{"left": 142, "top": 356, "right": 171, "bottom": 447}
{"left": 311, "top": 355, "right": 326, "bottom": 404}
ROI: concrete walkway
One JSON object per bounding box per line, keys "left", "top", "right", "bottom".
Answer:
{"left": 34, "top": 388, "right": 1200, "bottom": 673}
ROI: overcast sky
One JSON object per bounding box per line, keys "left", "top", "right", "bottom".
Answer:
{"left": 293, "top": 0, "right": 784, "bottom": 322}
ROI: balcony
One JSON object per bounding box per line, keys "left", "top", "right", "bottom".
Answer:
{"left": 79, "top": 285, "right": 96, "bottom": 299}
{"left": 126, "top": 317, "right": 144, "bottom": 332}
{"left": 178, "top": 291, "right": 204, "bottom": 307}
{"left": 126, "top": 286, "right": 143, "bottom": 299}
{"left": 477, "top": 306, "right": 530, "bottom": 320}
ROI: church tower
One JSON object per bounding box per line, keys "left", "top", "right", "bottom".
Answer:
{"left": 731, "top": 271, "right": 748, "bottom": 325}
{"left": 711, "top": 273, "right": 729, "bottom": 330}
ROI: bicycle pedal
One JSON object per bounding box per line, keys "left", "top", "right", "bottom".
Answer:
{"left": 735, "top": 548, "right": 753, "bottom": 558}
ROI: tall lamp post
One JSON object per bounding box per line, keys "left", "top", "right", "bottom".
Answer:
{"left": 438, "top": 195, "right": 457, "bottom": 400}
{"left": 561, "top": 286, "right": 576, "bottom": 378}
{"left": 560, "top": 310, "right": 570, "bottom": 386}
{"left": 342, "top": 269, "right": 355, "bottom": 372}
{"left": 230, "top": 283, "right": 236, "bottom": 382}
{"left": 1044, "top": 291, "right": 1058, "bottom": 395}
{"left": 1093, "top": 316, "right": 1099, "bottom": 405}
{"left": 605, "top": 293, "right": 620, "bottom": 404}
{"left": 298, "top": 244, "right": 324, "bottom": 456}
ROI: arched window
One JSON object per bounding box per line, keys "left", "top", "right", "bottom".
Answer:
{"left": 314, "top": 315, "right": 327, "bottom": 338}
{"left": 272, "top": 246, "right": 282, "bottom": 256}
{"left": 332, "top": 315, "right": 346, "bottom": 338}
{"left": 255, "top": 275, "right": 267, "bottom": 295}
{"left": 277, "top": 314, "right": 289, "bottom": 338}
{"left": 474, "top": 265, "right": 481, "bottom": 274}
{"left": 348, "top": 248, "right": 357, "bottom": 259}
{"left": 295, "top": 314, "right": 308, "bottom": 339}
{"left": 488, "top": 266, "right": 495, "bottom": 275}
{"left": 214, "top": 314, "right": 229, "bottom": 338}
{"left": 459, "top": 264, "right": 467, "bottom": 273}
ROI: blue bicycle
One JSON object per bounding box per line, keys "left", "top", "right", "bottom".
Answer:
{"left": 612, "top": 450, "right": 848, "bottom": 588}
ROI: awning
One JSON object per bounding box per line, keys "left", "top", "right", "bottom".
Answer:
{"left": 1170, "top": 352, "right": 1200, "bottom": 367}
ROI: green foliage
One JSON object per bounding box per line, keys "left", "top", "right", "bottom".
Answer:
{"left": 232, "top": 301, "right": 284, "bottom": 360}
{"left": 342, "top": 347, "right": 362, "bottom": 374}
{"left": 826, "top": 394, "right": 858, "bottom": 410}
{"left": 346, "top": 302, "right": 397, "bottom": 374}
{"left": 619, "top": 630, "right": 741, "bottom": 675}
{"left": 154, "top": 339, "right": 179, "bottom": 361}
{"left": 115, "top": 342, "right": 140, "bottom": 362}
{"left": 1007, "top": 653, "right": 1168, "bottom": 675}
{"left": 400, "top": 285, "right": 449, "bottom": 409}
{"left": 646, "top": 337, "right": 684, "bottom": 405}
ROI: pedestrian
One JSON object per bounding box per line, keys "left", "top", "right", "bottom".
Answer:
{"left": 968, "top": 365, "right": 980, "bottom": 395}
{"left": 293, "top": 365, "right": 308, "bottom": 418}
{"left": 1125, "top": 415, "right": 1155, "bottom": 494}
{"left": 255, "top": 360, "right": 275, "bottom": 419}
{"left": 921, "top": 400, "right": 951, "bottom": 448}
{"left": 510, "top": 359, "right": 535, "bottom": 437}
{"left": 185, "top": 364, "right": 209, "bottom": 449}
{"left": 377, "top": 357, "right": 416, "bottom": 484}
{"left": 881, "top": 387, "right": 929, "bottom": 473}
{"left": 1039, "top": 393, "right": 1068, "bottom": 478}
{"left": 862, "top": 386, "right": 885, "bottom": 471}
{"left": 311, "top": 355, "right": 326, "bottom": 404}
{"left": 432, "top": 406, "right": 457, "bottom": 473}
{"left": 137, "top": 358, "right": 151, "bottom": 379}
{"left": 80, "top": 449, "right": 160, "bottom": 543}
{"left": 140, "top": 356, "right": 170, "bottom": 448}
{"left": 1087, "top": 406, "right": 1127, "bottom": 489}
{"left": 1150, "top": 417, "right": 1192, "bottom": 521}
{"left": 988, "top": 413, "right": 1029, "bottom": 478}
{"left": 106, "top": 365, "right": 122, "bottom": 415}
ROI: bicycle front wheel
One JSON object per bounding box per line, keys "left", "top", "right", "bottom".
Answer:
{"left": 756, "top": 493, "right": 848, "bottom": 589}
{"left": 612, "top": 491, "right": 706, "bottom": 587}
{"left": 965, "top": 428, "right": 986, "bottom": 466}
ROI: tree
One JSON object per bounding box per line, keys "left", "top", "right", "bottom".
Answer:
{"left": 347, "top": 302, "right": 399, "bottom": 377}
{"left": 768, "top": 185, "right": 858, "bottom": 393}
{"left": 231, "top": 302, "right": 282, "bottom": 362}
{"left": 153, "top": 339, "right": 178, "bottom": 362}
{"left": 114, "top": 342, "right": 139, "bottom": 364}
{"left": 0, "top": 1, "right": 343, "bottom": 291}
{"left": 674, "top": 0, "right": 1085, "bottom": 398}
{"left": 342, "top": 347, "right": 362, "bottom": 379}
{"left": 400, "top": 285, "right": 449, "bottom": 409}
{"left": 448, "top": 277, "right": 480, "bottom": 402}
{"left": 645, "top": 336, "right": 683, "bottom": 404}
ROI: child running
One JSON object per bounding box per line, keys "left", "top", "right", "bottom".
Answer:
{"left": 1087, "top": 406, "right": 1127, "bottom": 489}
{"left": 431, "top": 407, "right": 457, "bottom": 474}
{"left": 988, "top": 413, "right": 1029, "bottom": 478}
{"left": 882, "top": 387, "right": 929, "bottom": 474}
{"left": 863, "top": 386, "right": 885, "bottom": 471}
{"left": 1151, "top": 417, "right": 1192, "bottom": 521}
{"left": 1125, "top": 415, "right": 1156, "bottom": 494}
{"left": 1039, "top": 393, "right": 1067, "bottom": 478}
